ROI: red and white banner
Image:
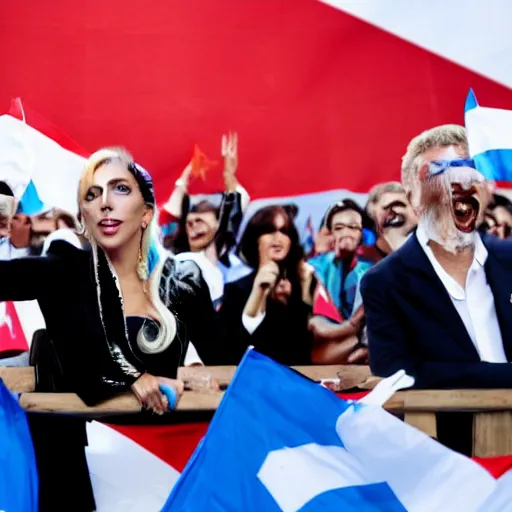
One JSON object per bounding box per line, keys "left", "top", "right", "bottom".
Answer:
{"left": 1, "top": 0, "right": 512, "bottom": 206}
{"left": 2, "top": 3, "right": 512, "bottom": 508}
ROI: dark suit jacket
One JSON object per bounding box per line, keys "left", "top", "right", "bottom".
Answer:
{"left": 221, "top": 272, "right": 313, "bottom": 366}
{"left": 360, "top": 232, "right": 512, "bottom": 389}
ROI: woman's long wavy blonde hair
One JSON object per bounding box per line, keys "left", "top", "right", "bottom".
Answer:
{"left": 78, "top": 147, "right": 176, "bottom": 355}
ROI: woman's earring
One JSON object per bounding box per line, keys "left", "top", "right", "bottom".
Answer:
{"left": 76, "top": 214, "right": 90, "bottom": 240}
{"left": 76, "top": 220, "right": 85, "bottom": 236}
{"left": 138, "top": 245, "right": 149, "bottom": 280}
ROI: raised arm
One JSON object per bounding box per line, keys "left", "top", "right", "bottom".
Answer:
{"left": 222, "top": 131, "right": 250, "bottom": 212}
{"left": 161, "top": 163, "right": 193, "bottom": 220}
{"left": 0, "top": 255, "right": 53, "bottom": 302}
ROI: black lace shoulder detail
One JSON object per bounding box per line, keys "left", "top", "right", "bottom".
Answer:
{"left": 159, "top": 257, "right": 204, "bottom": 308}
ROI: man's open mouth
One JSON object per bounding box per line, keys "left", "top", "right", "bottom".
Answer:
{"left": 382, "top": 213, "right": 405, "bottom": 229}
{"left": 451, "top": 192, "right": 480, "bottom": 233}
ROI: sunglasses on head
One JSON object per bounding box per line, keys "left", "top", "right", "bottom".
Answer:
{"left": 426, "top": 159, "right": 476, "bottom": 177}
{"left": 262, "top": 225, "right": 291, "bottom": 236}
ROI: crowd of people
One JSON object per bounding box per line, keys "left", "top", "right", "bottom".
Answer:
{"left": 2, "top": 128, "right": 512, "bottom": 377}
{"left": 2, "top": 125, "right": 512, "bottom": 510}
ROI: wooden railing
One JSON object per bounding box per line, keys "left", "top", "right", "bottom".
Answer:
{"left": 2, "top": 365, "right": 512, "bottom": 457}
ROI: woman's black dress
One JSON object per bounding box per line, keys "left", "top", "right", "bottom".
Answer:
{"left": 0, "top": 241, "right": 221, "bottom": 511}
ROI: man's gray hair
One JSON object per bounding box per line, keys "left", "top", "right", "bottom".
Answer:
{"left": 401, "top": 125, "right": 468, "bottom": 193}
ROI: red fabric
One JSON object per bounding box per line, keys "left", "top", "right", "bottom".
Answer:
{"left": 0, "top": 302, "right": 28, "bottom": 354}
{"left": 337, "top": 391, "right": 370, "bottom": 401}
{"left": 159, "top": 208, "right": 178, "bottom": 225}
{"left": 107, "top": 422, "right": 209, "bottom": 472}
{"left": 8, "top": 98, "right": 89, "bottom": 158}
{"left": 312, "top": 282, "right": 343, "bottom": 323}
{"left": 2, "top": 1, "right": 512, "bottom": 202}
{"left": 107, "top": 396, "right": 512, "bottom": 480}
{"left": 472, "top": 455, "right": 512, "bottom": 478}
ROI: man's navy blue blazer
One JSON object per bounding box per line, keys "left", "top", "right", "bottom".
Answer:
{"left": 360, "top": 231, "right": 512, "bottom": 389}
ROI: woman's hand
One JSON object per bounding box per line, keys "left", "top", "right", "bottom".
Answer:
{"left": 244, "top": 262, "right": 280, "bottom": 317}
{"left": 175, "top": 162, "right": 193, "bottom": 191}
{"left": 347, "top": 347, "right": 369, "bottom": 364}
{"left": 222, "top": 132, "right": 239, "bottom": 192}
{"left": 156, "top": 377, "right": 185, "bottom": 406}
{"left": 299, "top": 261, "right": 315, "bottom": 304}
{"left": 272, "top": 278, "right": 292, "bottom": 305}
{"left": 314, "top": 226, "right": 334, "bottom": 254}
{"left": 253, "top": 261, "right": 280, "bottom": 295}
{"left": 131, "top": 373, "right": 169, "bottom": 415}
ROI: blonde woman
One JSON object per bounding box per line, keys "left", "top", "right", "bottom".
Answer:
{"left": 0, "top": 148, "right": 220, "bottom": 511}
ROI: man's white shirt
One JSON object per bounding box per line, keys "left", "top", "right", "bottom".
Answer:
{"left": 0, "top": 238, "right": 29, "bottom": 261}
{"left": 416, "top": 221, "right": 507, "bottom": 363}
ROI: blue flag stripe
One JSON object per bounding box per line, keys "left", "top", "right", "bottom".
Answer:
{"left": 18, "top": 180, "right": 45, "bottom": 215}
{"left": 162, "top": 351, "right": 407, "bottom": 511}
{"left": 474, "top": 148, "right": 512, "bottom": 181}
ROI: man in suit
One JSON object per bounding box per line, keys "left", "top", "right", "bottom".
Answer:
{"left": 361, "top": 124, "right": 512, "bottom": 390}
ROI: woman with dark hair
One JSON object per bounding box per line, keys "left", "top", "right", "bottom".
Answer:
{"left": 221, "top": 205, "right": 315, "bottom": 365}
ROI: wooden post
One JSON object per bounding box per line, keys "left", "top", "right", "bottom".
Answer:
{"left": 473, "top": 412, "right": 512, "bottom": 457}
{"left": 403, "top": 393, "right": 437, "bottom": 438}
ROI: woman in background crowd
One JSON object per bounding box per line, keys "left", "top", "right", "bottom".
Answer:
{"left": 221, "top": 205, "right": 315, "bottom": 366}
{"left": 308, "top": 199, "right": 372, "bottom": 319}
{"left": 0, "top": 147, "right": 220, "bottom": 511}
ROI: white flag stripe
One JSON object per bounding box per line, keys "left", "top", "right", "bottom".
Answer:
{"left": 0, "top": 115, "right": 85, "bottom": 214}
{"left": 258, "top": 443, "right": 375, "bottom": 512}
{"left": 86, "top": 422, "right": 181, "bottom": 512}
{"left": 477, "top": 469, "right": 512, "bottom": 511}
{"left": 321, "top": 0, "right": 512, "bottom": 89}
{"left": 336, "top": 405, "right": 497, "bottom": 512}
{"left": 465, "top": 106, "right": 512, "bottom": 156}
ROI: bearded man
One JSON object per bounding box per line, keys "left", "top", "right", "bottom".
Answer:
{"left": 361, "top": 124, "right": 512, "bottom": 390}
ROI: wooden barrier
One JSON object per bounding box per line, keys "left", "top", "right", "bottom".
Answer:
{"left": 2, "top": 366, "right": 512, "bottom": 457}
{"left": 0, "top": 364, "right": 373, "bottom": 394}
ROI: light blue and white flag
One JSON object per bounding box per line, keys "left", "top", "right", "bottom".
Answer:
{"left": 163, "top": 349, "right": 510, "bottom": 512}
{"left": 0, "top": 379, "right": 38, "bottom": 512}
{"left": 0, "top": 99, "right": 86, "bottom": 215}
{"left": 465, "top": 88, "right": 512, "bottom": 182}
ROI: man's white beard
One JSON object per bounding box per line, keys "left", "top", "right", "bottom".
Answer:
{"left": 422, "top": 208, "right": 476, "bottom": 253}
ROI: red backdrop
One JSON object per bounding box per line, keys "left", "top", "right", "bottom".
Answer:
{"left": 1, "top": 0, "right": 512, "bottom": 202}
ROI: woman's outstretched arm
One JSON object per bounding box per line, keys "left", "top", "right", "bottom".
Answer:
{"left": 0, "top": 255, "right": 53, "bottom": 302}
